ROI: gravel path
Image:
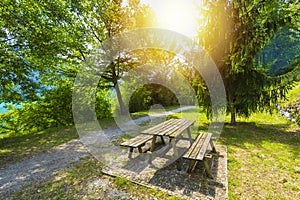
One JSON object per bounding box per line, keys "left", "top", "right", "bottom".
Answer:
{"left": 0, "top": 140, "right": 89, "bottom": 196}
{"left": 0, "top": 106, "right": 195, "bottom": 196}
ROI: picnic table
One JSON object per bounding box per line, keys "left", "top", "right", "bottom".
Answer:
{"left": 141, "top": 118, "right": 195, "bottom": 156}
{"left": 120, "top": 118, "right": 217, "bottom": 178}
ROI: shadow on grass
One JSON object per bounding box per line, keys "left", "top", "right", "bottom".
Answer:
{"left": 219, "top": 122, "right": 300, "bottom": 158}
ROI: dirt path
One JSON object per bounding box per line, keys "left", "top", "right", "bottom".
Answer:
{"left": 0, "top": 106, "right": 195, "bottom": 196}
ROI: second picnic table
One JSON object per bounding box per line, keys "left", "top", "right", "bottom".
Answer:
{"left": 141, "top": 118, "right": 195, "bottom": 156}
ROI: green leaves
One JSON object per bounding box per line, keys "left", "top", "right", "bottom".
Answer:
{"left": 197, "top": 0, "right": 300, "bottom": 123}
{"left": 0, "top": 0, "right": 92, "bottom": 102}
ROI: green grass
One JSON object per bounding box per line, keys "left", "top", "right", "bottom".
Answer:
{"left": 2, "top": 107, "right": 300, "bottom": 199}
{"left": 219, "top": 113, "right": 300, "bottom": 200}
{"left": 283, "top": 82, "right": 300, "bottom": 105}
{"left": 98, "top": 105, "right": 181, "bottom": 129}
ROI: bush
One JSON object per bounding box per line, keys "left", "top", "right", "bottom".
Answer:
{"left": 129, "top": 84, "right": 179, "bottom": 113}
{"left": 0, "top": 84, "right": 112, "bottom": 136}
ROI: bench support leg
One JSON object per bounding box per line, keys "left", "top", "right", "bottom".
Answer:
{"left": 187, "top": 160, "right": 197, "bottom": 173}
{"left": 150, "top": 135, "right": 157, "bottom": 152}
{"left": 176, "top": 158, "right": 182, "bottom": 171}
{"left": 210, "top": 140, "right": 217, "bottom": 153}
{"left": 203, "top": 157, "right": 213, "bottom": 179}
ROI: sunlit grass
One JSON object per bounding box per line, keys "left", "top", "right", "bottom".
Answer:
{"left": 219, "top": 112, "right": 300, "bottom": 199}
{"left": 282, "top": 82, "right": 300, "bottom": 105}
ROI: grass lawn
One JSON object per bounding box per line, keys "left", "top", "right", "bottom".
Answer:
{"left": 1, "top": 108, "right": 299, "bottom": 199}
{"left": 220, "top": 113, "right": 299, "bottom": 199}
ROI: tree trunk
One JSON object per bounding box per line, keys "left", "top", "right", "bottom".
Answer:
{"left": 228, "top": 93, "right": 236, "bottom": 125}
{"left": 230, "top": 104, "right": 236, "bottom": 125}
{"left": 115, "top": 82, "right": 127, "bottom": 115}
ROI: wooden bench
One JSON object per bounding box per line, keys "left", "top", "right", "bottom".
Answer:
{"left": 183, "top": 132, "right": 217, "bottom": 178}
{"left": 120, "top": 134, "right": 153, "bottom": 158}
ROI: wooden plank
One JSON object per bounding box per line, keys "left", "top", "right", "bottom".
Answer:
{"left": 153, "top": 119, "right": 184, "bottom": 136}
{"left": 210, "top": 139, "right": 217, "bottom": 153}
{"left": 183, "top": 132, "right": 205, "bottom": 159}
{"left": 120, "top": 136, "right": 142, "bottom": 146}
{"left": 130, "top": 135, "right": 153, "bottom": 147}
{"left": 168, "top": 120, "right": 195, "bottom": 137}
{"left": 164, "top": 120, "right": 194, "bottom": 137}
{"left": 182, "top": 132, "right": 201, "bottom": 159}
{"left": 142, "top": 119, "right": 194, "bottom": 138}
{"left": 203, "top": 155, "right": 213, "bottom": 179}
{"left": 141, "top": 119, "right": 177, "bottom": 134}
{"left": 120, "top": 135, "right": 144, "bottom": 146}
{"left": 196, "top": 132, "right": 212, "bottom": 160}
{"left": 189, "top": 132, "right": 207, "bottom": 160}
{"left": 171, "top": 138, "right": 178, "bottom": 157}
{"left": 120, "top": 134, "right": 152, "bottom": 148}
{"left": 159, "top": 119, "right": 191, "bottom": 136}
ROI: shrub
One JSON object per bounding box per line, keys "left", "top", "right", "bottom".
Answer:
{"left": 0, "top": 84, "right": 112, "bottom": 136}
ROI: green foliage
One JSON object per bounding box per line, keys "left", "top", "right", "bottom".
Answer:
{"left": 197, "top": 0, "right": 300, "bottom": 124}
{"left": 0, "top": 0, "right": 156, "bottom": 125}
{"left": 256, "top": 27, "right": 300, "bottom": 76}
{"left": 0, "top": 84, "right": 112, "bottom": 136}
{"left": 0, "top": 0, "right": 90, "bottom": 102}
{"left": 114, "top": 176, "right": 132, "bottom": 188}
{"left": 95, "top": 88, "right": 113, "bottom": 120}
{"left": 0, "top": 0, "right": 156, "bottom": 133}
{"left": 128, "top": 84, "right": 179, "bottom": 113}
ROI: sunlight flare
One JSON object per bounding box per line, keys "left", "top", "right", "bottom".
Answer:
{"left": 142, "top": 0, "right": 202, "bottom": 37}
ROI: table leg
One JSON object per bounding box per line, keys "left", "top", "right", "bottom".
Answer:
{"left": 159, "top": 135, "right": 165, "bottom": 145}
{"left": 129, "top": 147, "right": 133, "bottom": 158}
{"left": 150, "top": 135, "right": 157, "bottom": 152}
{"left": 187, "top": 127, "right": 193, "bottom": 145}
{"left": 138, "top": 146, "right": 142, "bottom": 153}
{"left": 171, "top": 138, "right": 178, "bottom": 157}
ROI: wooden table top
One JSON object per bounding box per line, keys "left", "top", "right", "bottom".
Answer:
{"left": 141, "top": 118, "right": 195, "bottom": 138}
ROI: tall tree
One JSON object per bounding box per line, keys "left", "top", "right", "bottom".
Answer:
{"left": 87, "top": 0, "right": 156, "bottom": 115}
{"left": 197, "top": 0, "right": 300, "bottom": 124}
{"left": 0, "top": 0, "right": 90, "bottom": 102}
{"left": 0, "top": 0, "right": 156, "bottom": 116}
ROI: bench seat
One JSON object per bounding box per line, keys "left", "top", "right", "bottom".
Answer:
{"left": 183, "top": 132, "right": 216, "bottom": 178}
{"left": 120, "top": 134, "right": 153, "bottom": 157}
